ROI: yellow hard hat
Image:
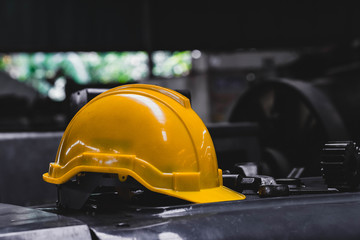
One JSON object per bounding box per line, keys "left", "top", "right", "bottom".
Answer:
{"left": 43, "top": 84, "right": 245, "bottom": 203}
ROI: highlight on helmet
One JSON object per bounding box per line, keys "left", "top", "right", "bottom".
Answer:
{"left": 43, "top": 84, "right": 245, "bottom": 204}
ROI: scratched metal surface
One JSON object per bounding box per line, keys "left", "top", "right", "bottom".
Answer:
{"left": 0, "top": 203, "right": 91, "bottom": 239}
{"left": 38, "top": 191, "right": 360, "bottom": 240}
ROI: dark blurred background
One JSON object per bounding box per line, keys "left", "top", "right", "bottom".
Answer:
{"left": 1, "top": 1, "right": 360, "bottom": 128}
{"left": 2, "top": 0, "right": 360, "bottom": 205}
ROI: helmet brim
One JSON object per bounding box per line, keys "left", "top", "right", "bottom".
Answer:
{"left": 160, "top": 186, "right": 246, "bottom": 203}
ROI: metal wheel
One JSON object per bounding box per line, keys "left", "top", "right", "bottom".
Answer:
{"left": 229, "top": 78, "right": 348, "bottom": 177}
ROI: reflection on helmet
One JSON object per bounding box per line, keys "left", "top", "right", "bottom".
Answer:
{"left": 43, "top": 84, "right": 245, "bottom": 203}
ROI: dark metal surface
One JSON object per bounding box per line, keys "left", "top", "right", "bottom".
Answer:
{"left": 0, "top": 172, "right": 359, "bottom": 240}
{"left": 45, "top": 189, "right": 360, "bottom": 240}
{"left": 0, "top": 203, "right": 91, "bottom": 239}
{"left": 0, "top": 132, "right": 62, "bottom": 206}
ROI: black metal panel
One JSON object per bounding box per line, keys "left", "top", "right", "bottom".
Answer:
{"left": 0, "top": 132, "right": 62, "bottom": 206}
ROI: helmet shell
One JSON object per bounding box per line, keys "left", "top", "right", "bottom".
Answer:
{"left": 43, "top": 84, "right": 245, "bottom": 203}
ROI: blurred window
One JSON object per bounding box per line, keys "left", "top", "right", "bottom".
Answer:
{"left": 152, "top": 51, "right": 191, "bottom": 78}
{"left": 0, "top": 51, "right": 191, "bottom": 101}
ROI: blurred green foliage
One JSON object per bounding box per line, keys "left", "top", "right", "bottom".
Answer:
{"left": 0, "top": 51, "right": 191, "bottom": 101}
{"left": 152, "top": 51, "right": 191, "bottom": 78}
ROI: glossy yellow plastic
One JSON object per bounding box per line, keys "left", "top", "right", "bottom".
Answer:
{"left": 43, "top": 84, "right": 245, "bottom": 203}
